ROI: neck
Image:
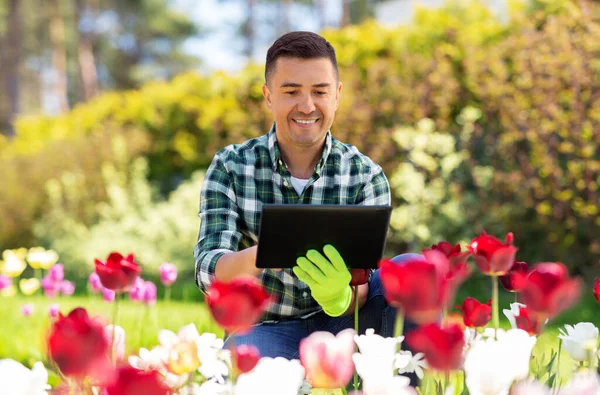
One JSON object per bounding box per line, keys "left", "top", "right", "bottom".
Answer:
{"left": 279, "top": 141, "right": 324, "bottom": 179}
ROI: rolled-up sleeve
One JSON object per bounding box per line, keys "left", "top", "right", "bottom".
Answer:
{"left": 194, "top": 155, "right": 241, "bottom": 293}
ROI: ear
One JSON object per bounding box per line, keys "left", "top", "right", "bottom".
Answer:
{"left": 262, "top": 84, "right": 272, "bottom": 110}
{"left": 334, "top": 81, "right": 343, "bottom": 111}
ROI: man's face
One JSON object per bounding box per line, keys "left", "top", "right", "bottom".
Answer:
{"left": 263, "top": 57, "right": 342, "bottom": 150}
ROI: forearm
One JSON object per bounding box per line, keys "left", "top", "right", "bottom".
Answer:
{"left": 342, "top": 282, "right": 369, "bottom": 316}
{"left": 214, "top": 245, "right": 262, "bottom": 282}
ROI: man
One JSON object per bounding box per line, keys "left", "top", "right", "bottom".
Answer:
{"left": 194, "top": 31, "right": 399, "bottom": 359}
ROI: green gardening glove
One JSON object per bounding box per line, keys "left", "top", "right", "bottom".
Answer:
{"left": 293, "top": 245, "right": 352, "bottom": 317}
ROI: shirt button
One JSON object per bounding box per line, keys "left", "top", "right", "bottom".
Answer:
{"left": 283, "top": 180, "right": 289, "bottom": 187}
{"left": 303, "top": 292, "right": 308, "bottom": 298}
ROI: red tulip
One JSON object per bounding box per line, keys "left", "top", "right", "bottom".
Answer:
{"left": 349, "top": 269, "right": 370, "bottom": 286}
{"left": 380, "top": 250, "right": 468, "bottom": 324}
{"left": 514, "top": 305, "right": 544, "bottom": 335}
{"left": 405, "top": 323, "right": 465, "bottom": 372}
{"left": 514, "top": 262, "right": 581, "bottom": 320}
{"left": 234, "top": 344, "right": 261, "bottom": 374}
{"left": 468, "top": 232, "right": 518, "bottom": 276}
{"left": 95, "top": 252, "right": 142, "bottom": 292}
{"left": 206, "top": 277, "right": 272, "bottom": 334}
{"left": 459, "top": 297, "right": 492, "bottom": 328}
{"left": 104, "top": 366, "right": 170, "bottom": 395}
{"left": 499, "top": 261, "right": 528, "bottom": 292}
{"left": 47, "top": 308, "right": 113, "bottom": 382}
{"left": 594, "top": 279, "right": 600, "bottom": 304}
{"left": 429, "top": 241, "right": 471, "bottom": 267}
{"left": 423, "top": 244, "right": 470, "bottom": 284}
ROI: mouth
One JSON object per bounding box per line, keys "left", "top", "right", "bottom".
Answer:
{"left": 292, "top": 118, "right": 320, "bottom": 128}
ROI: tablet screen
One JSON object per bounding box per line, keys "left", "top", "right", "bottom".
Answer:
{"left": 255, "top": 204, "right": 392, "bottom": 269}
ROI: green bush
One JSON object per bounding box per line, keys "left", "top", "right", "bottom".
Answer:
{"left": 1, "top": 0, "right": 598, "bottom": 273}
{"left": 0, "top": 129, "right": 150, "bottom": 248}
{"left": 33, "top": 153, "right": 203, "bottom": 279}
{"left": 463, "top": 3, "right": 600, "bottom": 272}
{"left": 386, "top": 107, "right": 508, "bottom": 253}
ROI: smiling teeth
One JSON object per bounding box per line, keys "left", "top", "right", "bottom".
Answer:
{"left": 295, "top": 119, "right": 317, "bottom": 124}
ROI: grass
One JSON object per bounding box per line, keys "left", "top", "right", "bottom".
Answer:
{"left": 0, "top": 294, "right": 222, "bottom": 368}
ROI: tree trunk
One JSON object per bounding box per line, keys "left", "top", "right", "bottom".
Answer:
{"left": 340, "top": 0, "right": 351, "bottom": 26}
{"left": 49, "top": 0, "right": 70, "bottom": 113}
{"left": 317, "top": 0, "right": 327, "bottom": 30}
{"left": 0, "top": 0, "right": 22, "bottom": 136}
{"left": 244, "top": 0, "right": 256, "bottom": 60}
{"left": 74, "top": 0, "right": 99, "bottom": 101}
{"left": 279, "top": 0, "right": 291, "bottom": 35}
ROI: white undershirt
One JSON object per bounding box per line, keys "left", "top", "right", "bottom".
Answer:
{"left": 290, "top": 176, "right": 309, "bottom": 195}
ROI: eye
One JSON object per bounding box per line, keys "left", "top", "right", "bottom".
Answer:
{"left": 315, "top": 91, "right": 327, "bottom": 95}
{"left": 284, "top": 91, "right": 297, "bottom": 95}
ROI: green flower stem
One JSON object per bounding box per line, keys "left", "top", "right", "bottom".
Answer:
{"left": 555, "top": 339, "right": 562, "bottom": 389}
{"left": 353, "top": 285, "right": 359, "bottom": 390}
{"left": 111, "top": 292, "right": 120, "bottom": 364}
{"left": 491, "top": 275, "right": 499, "bottom": 337}
{"left": 164, "top": 286, "right": 171, "bottom": 304}
{"left": 444, "top": 373, "right": 450, "bottom": 394}
{"left": 587, "top": 348, "right": 595, "bottom": 370}
{"left": 394, "top": 309, "right": 405, "bottom": 339}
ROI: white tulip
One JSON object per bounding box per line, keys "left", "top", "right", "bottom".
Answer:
{"left": 503, "top": 303, "right": 526, "bottom": 330}
{"left": 183, "top": 380, "right": 231, "bottom": 395}
{"left": 235, "top": 357, "right": 305, "bottom": 395}
{"left": 0, "top": 359, "right": 50, "bottom": 395}
{"left": 558, "top": 372, "right": 600, "bottom": 394}
{"left": 464, "top": 329, "right": 536, "bottom": 395}
{"left": 353, "top": 328, "right": 402, "bottom": 381}
{"left": 509, "top": 379, "right": 551, "bottom": 395}
{"left": 104, "top": 325, "right": 126, "bottom": 361}
{"left": 396, "top": 351, "right": 427, "bottom": 380}
{"left": 361, "top": 375, "right": 417, "bottom": 395}
{"left": 558, "top": 323, "right": 599, "bottom": 362}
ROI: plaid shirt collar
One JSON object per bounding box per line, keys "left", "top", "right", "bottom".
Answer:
{"left": 267, "top": 122, "right": 333, "bottom": 176}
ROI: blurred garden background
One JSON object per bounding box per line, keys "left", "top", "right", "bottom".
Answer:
{"left": 1, "top": 0, "right": 600, "bottom": 371}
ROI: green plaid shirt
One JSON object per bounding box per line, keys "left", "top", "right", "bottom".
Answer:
{"left": 194, "top": 123, "right": 390, "bottom": 322}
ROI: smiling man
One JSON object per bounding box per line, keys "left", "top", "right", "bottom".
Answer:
{"left": 194, "top": 31, "right": 399, "bottom": 360}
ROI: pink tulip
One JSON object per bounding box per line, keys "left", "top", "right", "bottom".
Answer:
{"left": 129, "top": 277, "right": 145, "bottom": 302}
{"left": 0, "top": 275, "right": 11, "bottom": 290}
{"left": 21, "top": 303, "right": 34, "bottom": 317}
{"left": 41, "top": 276, "right": 59, "bottom": 298}
{"left": 59, "top": 280, "right": 75, "bottom": 296}
{"left": 49, "top": 304, "right": 60, "bottom": 318}
{"left": 143, "top": 281, "right": 157, "bottom": 306}
{"left": 88, "top": 272, "right": 103, "bottom": 293}
{"left": 48, "top": 264, "right": 64, "bottom": 282}
{"left": 299, "top": 328, "right": 355, "bottom": 389}
{"left": 102, "top": 287, "right": 116, "bottom": 302}
{"left": 104, "top": 324, "right": 126, "bottom": 361}
{"left": 159, "top": 263, "right": 178, "bottom": 286}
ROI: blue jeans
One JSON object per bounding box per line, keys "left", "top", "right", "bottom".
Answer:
{"left": 224, "top": 268, "right": 418, "bottom": 384}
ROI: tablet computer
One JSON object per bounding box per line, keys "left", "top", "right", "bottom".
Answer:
{"left": 255, "top": 204, "right": 392, "bottom": 269}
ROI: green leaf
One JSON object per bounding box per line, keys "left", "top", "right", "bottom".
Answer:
{"left": 546, "top": 373, "right": 556, "bottom": 388}
{"left": 47, "top": 371, "right": 62, "bottom": 388}
{"left": 437, "top": 380, "right": 444, "bottom": 395}
{"left": 545, "top": 350, "right": 557, "bottom": 373}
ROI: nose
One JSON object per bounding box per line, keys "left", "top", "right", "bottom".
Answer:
{"left": 296, "top": 93, "right": 316, "bottom": 115}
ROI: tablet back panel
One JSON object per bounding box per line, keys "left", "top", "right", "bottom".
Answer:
{"left": 256, "top": 204, "right": 392, "bottom": 269}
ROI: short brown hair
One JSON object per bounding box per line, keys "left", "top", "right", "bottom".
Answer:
{"left": 265, "top": 31, "right": 338, "bottom": 84}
